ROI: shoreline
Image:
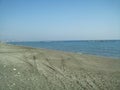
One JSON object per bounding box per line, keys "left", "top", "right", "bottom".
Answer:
{"left": 0, "top": 43, "right": 120, "bottom": 90}
{"left": 7, "top": 42, "right": 120, "bottom": 59}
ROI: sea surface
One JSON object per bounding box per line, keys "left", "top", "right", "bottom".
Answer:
{"left": 8, "top": 40, "right": 120, "bottom": 59}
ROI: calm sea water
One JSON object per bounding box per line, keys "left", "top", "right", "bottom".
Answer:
{"left": 8, "top": 40, "right": 120, "bottom": 59}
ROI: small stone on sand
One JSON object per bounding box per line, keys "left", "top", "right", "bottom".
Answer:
{"left": 13, "top": 68, "right": 16, "bottom": 71}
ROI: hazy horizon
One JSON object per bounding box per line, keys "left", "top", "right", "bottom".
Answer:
{"left": 1, "top": 39, "right": 120, "bottom": 42}
{"left": 0, "top": 0, "right": 120, "bottom": 41}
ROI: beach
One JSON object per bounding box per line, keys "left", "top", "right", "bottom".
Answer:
{"left": 0, "top": 43, "right": 120, "bottom": 90}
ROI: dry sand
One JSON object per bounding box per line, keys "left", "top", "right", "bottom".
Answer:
{"left": 0, "top": 43, "right": 120, "bottom": 90}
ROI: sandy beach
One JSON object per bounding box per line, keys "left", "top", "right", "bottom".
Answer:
{"left": 0, "top": 43, "right": 120, "bottom": 90}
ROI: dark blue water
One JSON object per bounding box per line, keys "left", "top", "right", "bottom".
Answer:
{"left": 8, "top": 40, "right": 120, "bottom": 59}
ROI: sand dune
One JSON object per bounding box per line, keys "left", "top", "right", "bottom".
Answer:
{"left": 0, "top": 43, "right": 120, "bottom": 90}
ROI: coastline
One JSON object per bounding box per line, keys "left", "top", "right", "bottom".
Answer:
{"left": 6, "top": 42, "right": 120, "bottom": 59}
{"left": 0, "top": 43, "right": 120, "bottom": 90}
{"left": 8, "top": 40, "right": 120, "bottom": 59}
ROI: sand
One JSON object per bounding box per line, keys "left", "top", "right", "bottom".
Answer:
{"left": 0, "top": 43, "right": 120, "bottom": 90}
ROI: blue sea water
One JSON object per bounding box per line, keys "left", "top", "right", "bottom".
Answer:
{"left": 8, "top": 40, "right": 120, "bottom": 59}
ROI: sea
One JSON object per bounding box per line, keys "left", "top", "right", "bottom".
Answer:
{"left": 8, "top": 40, "right": 120, "bottom": 59}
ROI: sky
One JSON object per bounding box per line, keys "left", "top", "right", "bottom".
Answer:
{"left": 0, "top": 0, "right": 120, "bottom": 41}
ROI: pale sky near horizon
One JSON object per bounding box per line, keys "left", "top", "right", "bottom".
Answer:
{"left": 0, "top": 0, "right": 120, "bottom": 41}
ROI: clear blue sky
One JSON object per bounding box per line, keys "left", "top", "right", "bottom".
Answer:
{"left": 0, "top": 0, "right": 120, "bottom": 41}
